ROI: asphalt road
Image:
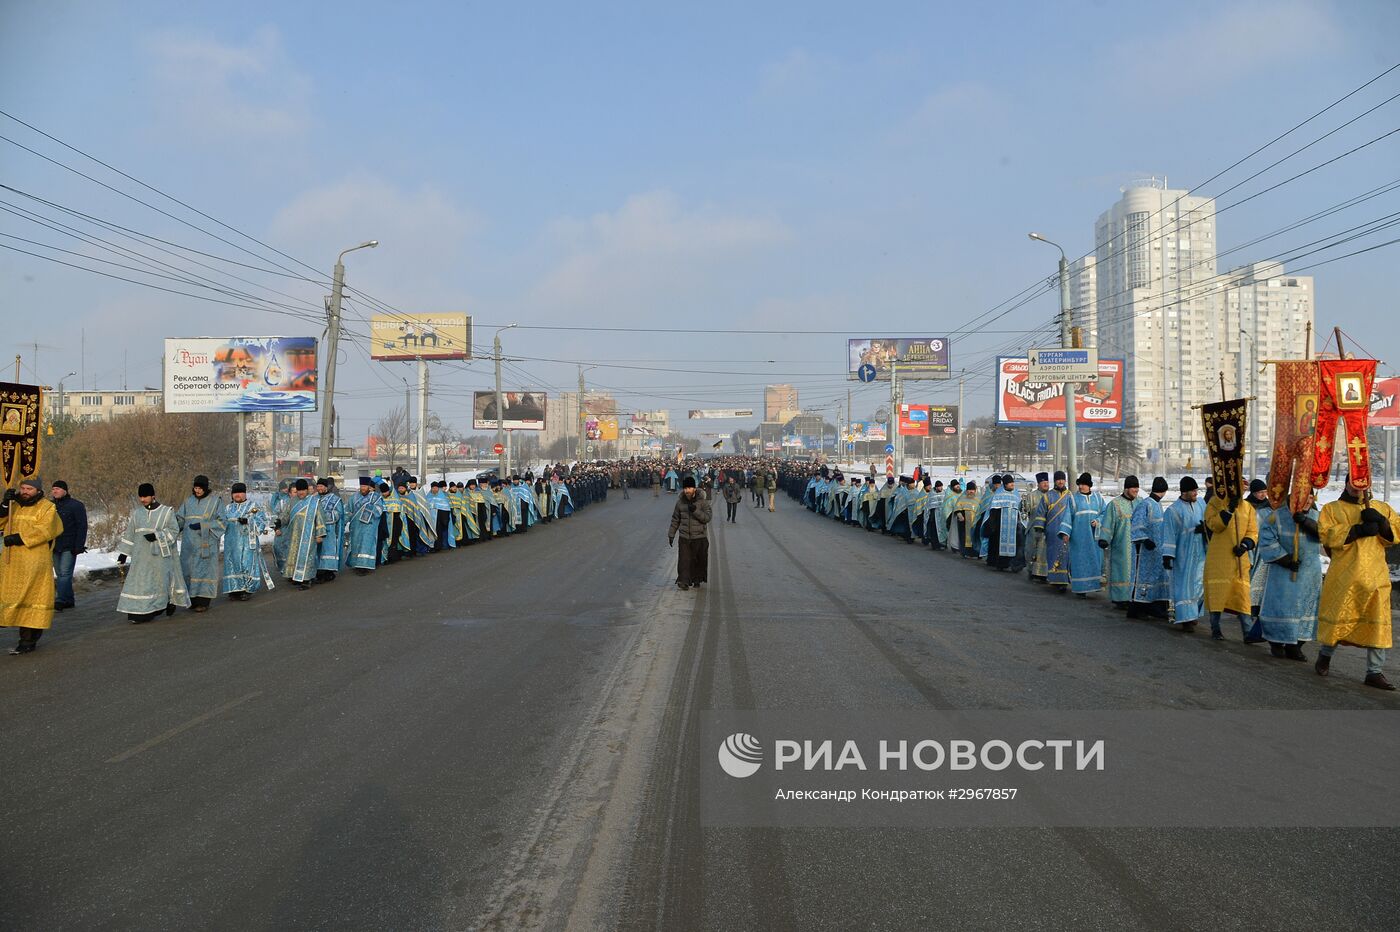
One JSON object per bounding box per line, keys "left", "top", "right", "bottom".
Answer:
{"left": 2, "top": 490, "right": 1396, "bottom": 931}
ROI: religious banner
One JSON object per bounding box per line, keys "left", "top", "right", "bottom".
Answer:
{"left": 1310, "top": 358, "right": 1377, "bottom": 490}
{"left": 1201, "top": 397, "right": 1248, "bottom": 502}
{"left": 1265, "top": 360, "right": 1320, "bottom": 512}
{"left": 0, "top": 381, "right": 43, "bottom": 487}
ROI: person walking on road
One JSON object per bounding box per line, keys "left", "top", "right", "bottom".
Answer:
{"left": 722, "top": 476, "right": 742, "bottom": 523}
{"left": 668, "top": 476, "right": 712, "bottom": 590}
{"left": 49, "top": 479, "right": 86, "bottom": 612}
{"left": 1, "top": 477, "right": 65, "bottom": 655}
{"left": 766, "top": 469, "right": 778, "bottom": 512}
{"left": 1314, "top": 477, "right": 1399, "bottom": 689}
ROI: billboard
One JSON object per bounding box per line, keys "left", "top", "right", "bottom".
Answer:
{"left": 473, "top": 391, "right": 547, "bottom": 431}
{"left": 846, "top": 421, "right": 888, "bottom": 442}
{"left": 995, "top": 357, "right": 1124, "bottom": 428}
{"left": 687, "top": 409, "right": 755, "bottom": 419}
{"left": 1370, "top": 377, "right": 1400, "bottom": 427}
{"left": 898, "top": 404, "right": 929, "bottom": 437}
{"left": 370, "top": 313, "right": 471, "bottom": 360}
{"left": 847, "top": 337, "right": 952, "bottom": 381}
{"left": 164, "top": 337, "right": 317, "bottom": 413}
{"left": 928, "top": 405, "right": 958, "bottom": 435}
{"left": 585, "top": 415, "right": 619, "bottom": 441}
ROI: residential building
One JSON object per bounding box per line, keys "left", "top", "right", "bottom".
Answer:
{"left": 54, "top": 388, "right": 163, "bottom": 422}
{"left": 541, "top": 391, "right": 617, "bottom": 455}
{"left": 1068, "top": 255, "right": 1097, "bottom": 346}
{"left": 765, "top": 384, "right": 800, "bottom": 423}
{"left": 1093, "top": 178, "right": 1219, "bottom": 468}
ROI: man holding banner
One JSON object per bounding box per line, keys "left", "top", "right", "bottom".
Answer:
{"left": 1201, "top": 398, "right": 1261, "bottom": 642}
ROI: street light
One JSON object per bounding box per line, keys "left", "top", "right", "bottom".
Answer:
{"left": 494, "top": 323, "right": 517, "bottom": 477}
{"left": 1028, "top": 232, "right": 1077, "bottom": 484}
{"left": 318, "top": 239, "right": 379, "bottom": 479}
{"left": 56, "top": 370, "right": 75, "bottom": 421}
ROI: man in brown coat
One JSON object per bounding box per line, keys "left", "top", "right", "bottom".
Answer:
{"left": 668, "top": 476, "right": 713, "bottom": 590}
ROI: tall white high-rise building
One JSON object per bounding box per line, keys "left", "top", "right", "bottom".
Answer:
{"left": 1068, "top": 255, "right": 1097, "bottom": 347}
{"left": 1094, "top": 178, "right": 1219, "bottom": 469}
{"left": 1092, "top": 178, "right": 1314, "bottom": 474}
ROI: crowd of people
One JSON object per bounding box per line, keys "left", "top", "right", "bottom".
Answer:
{"left": 0, "top": 465, "right": 614, "bottom": 654}
{"left": 786, "top": 464, "right": 1398, "bottom": 691}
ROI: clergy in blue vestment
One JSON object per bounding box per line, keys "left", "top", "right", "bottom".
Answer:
{"left": 1244, "top": 479, "right": 1272, "bottom": 641}
{"left": 115, "top": 483, "right": 191, "bottom": 622}
{"left": 984, "top": 474, "right": 1024, "bottom": 570}
{"left": 1129, "top": 477, "right": 1171, "bottom": 618}
{"left": 1256, "top": 502, "right": 1322, "bottom": 660}
{"left": 942, "top": 480, "right": 963, "bottom": 551}
{"left": 551, "top": 478, "right": 574, "bottom": 518}
{"left": 345, "top": 478, "right": 387, "bottom": 574}
{"left": 382, "top": 482, "right": 411, "bottom": 562}
{"left": 404, "top": 478, "right": 438, "bottom": 551}
{"left": 1036, "top": 472, "right": 1072, "bottom": 588}
{"left": 1160, "top": 477, "right": 1207, "bottom": 629}
{"left": 802, "top": 475, "right": 819, "bottom": 510}
{"left": 909, "top": 478, "right": 930, "bottom": 544}
{"left": 974, "top": 475, "right": 1001, "bottom": 558}
{"left": 314, "top": 478, "right": 345, "bottom": 581}
{"left": 1058, "top": 473, "right": 1105, "bottom": 596}
{"left": 175, "top": 474, "right": 225, "bottom": 613}
{"left": 887, "top": 476, "right": 916, "bottom": 542}
{"left": 221, "top": 482, "right": 268, "bottom": 600}
{"left": 282, "top": 479, "right": 325, "bottom": 590}
{"left": 1097, "top": 476, "right": 1139, "bottom": 608}
{"left": 510, "top": 476, "right": 541, "bottom": 531}
{"left": 270, "top": 480, "right": 292, "bottom": 570}
{"left": 923, "top": 480, "right": 945, "bottom": 548}
{"left": 428, "top": 481, "right": 455, "bottom": 550}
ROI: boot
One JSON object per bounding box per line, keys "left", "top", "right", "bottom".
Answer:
{"left": 1210, "top": 614, "right": 1224, "bottom": 641}
{"left": 1314, "top": 654, "right": 1331, "bottom": 677}
{"left": 1241, "top": 617, "right": 1265, "bottom": 644}
{"left": 1269, "top": 642, "right": 1286, "bottom": 658}
{"left": 1364, "top": 672, "right": 1396, "bottom": 690}
{"left": 1284, "top": 643, "right": 1308, "bottom": 662}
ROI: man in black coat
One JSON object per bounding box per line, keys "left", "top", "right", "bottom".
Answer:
{"left": 50, "top": 480, "right": 87, "bottom": 611}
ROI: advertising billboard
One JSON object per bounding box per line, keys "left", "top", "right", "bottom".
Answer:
{"left": 928, "top": 405, "right": 958, "bottom": 435}
{"left": 1370, "top": 376, "right": 1400, "bottom": 427}
{"left": 847, "top": 337, "right": 952, "bottom": 381}
{"left": 164, "top": 337, "right": 317, "bottom": 413}
{"left": 370, "top": 313, "right": 471, "bottom": 360}
{"left": 995, "top": 357, "right": 1124, "bottom": 428}
{"left": 687, "top": 409, "right": 755, "bottom": 419}
{"left": 898, "top": 404, "right": 929, "bottom": 437}
{"left": 585, "top": 415, "right": 620, "bottom": 441}
{"left": 472, "top": 391, "right": 547, "bottom": 431}
{"left": 846, "top": 421, "right": 888, "bottom": 442}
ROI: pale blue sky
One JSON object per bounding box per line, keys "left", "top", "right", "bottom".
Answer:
{"left": 3, "top": 0, "right": 1399, "bottom": 437}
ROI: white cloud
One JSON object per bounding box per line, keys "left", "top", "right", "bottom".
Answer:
{"left": 145, "top": 26, "right": 310, "bottom": 141}
{"left": 1109, "top": 0, "right": 1342, "bottom": 94}
{"left": 529, "top": 191, "right": 791, "bottom": 316}
{"left": 268, "top": 174, "right": 481, "bottom": 312}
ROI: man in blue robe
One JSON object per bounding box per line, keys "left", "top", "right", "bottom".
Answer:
{"left": 428, "top": 481, "right": 455, "bottom": 549}
{"left": 1097, "top": 476, "right": 1139, "bottom": 609}
{"left": 551, "top": 477, "right": 574, "bottom": 518}
{"left": 1160, "top": 477, "right": 1207, "bottom": 631}
{"left": 888, "top": 476, "right": 916, "bottom": 542}
{"left": 974, "top": 474, "right": 1001, "bottom": 558}
{"left": 115, "top": 482, "right": 191, "bottom": 622}
{"left": 221, "top": 482, "right": 268, "bottom": 601}
{"left": 510, "top": 476, "right": 541, "bottom": 531}
{"left": 1039, "top": 472, "right": 1072, "bottom": 590}
{"left": 1058, "top": 472, "right": 1105, "bottom": 597}
{"left": 270, "top": 480, "right": 292, "bottom": 570}
{"left": 923, "top": 480, "right": 945, "bottom": 548}
{"left": 1257, "top": 502, "right": 1322, "bottom": 661}
{"left": 282, "top": 479, "right": 324, "bottom": 591}
{"left": 1129, "top": 477, "right": 1171, "bottom": 618}
{"left": 984, "top": 474, "right": 1023, "bottom": 570}
{"left": 345, "top": 477, "right": 386, "bottom": 575}
{"left": 1244, "top": 479, "right": 1272, "bottom": 641}
{"left": 314, "top": 478, "right": 345, "bottom": 582}
{"left": 405, "top": 478, "right": 438, "bottom": 551}
{"left": 175, "top": 474, "right": 225, "bottom": 614}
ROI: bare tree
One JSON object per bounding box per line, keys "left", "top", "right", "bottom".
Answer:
{"left": 372, "top": 408, "right": 409, "bottom": 468}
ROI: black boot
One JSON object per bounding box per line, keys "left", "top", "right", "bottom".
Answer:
{"left": 1284, "top": 643, "right": 1308, "bottom": 662}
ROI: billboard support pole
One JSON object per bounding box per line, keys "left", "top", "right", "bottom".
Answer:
{"left": 891, "top": 362, "right": 902, "bottom": 477}
{"left": 318, "top": 240, "right": 377, "bottom": 479}
{"left": 1057, "top": 253, "right": 1078, "bottom": 484}
{"left": 416, "top": 356, "right": 428, "bottom": 483}
{"left": 237, "top": 412, "right": 247, "bottom": 483}
{"left": 957, "top": 377, "right": 964, "bottom": 474}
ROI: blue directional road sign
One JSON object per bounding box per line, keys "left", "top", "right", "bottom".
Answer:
{"left": 857, "top": 363, "right": 877, "bottom": 383}
{"left": 885, "top": 443, "right": 895, "bottom": 454}
{"left": 1037, "top": 438, "right": 1048, "bottom": 452}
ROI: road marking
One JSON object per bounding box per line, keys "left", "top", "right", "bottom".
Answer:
{"left": 105, "top": 691, "right": 263, "bottom": 764}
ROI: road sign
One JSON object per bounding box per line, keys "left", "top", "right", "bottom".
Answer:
{"left": 847, "top": 442, "right": 855, "bottom": 451}
{"left": 1028, "top": 347, "right": 1099, "bottom": 382}
{"left": 884, "top": 443, "right": 895, "bottom": 454}
{"left": 1037, "top": 438, "right": 1048, "bottom": 452}
{"left": 492, "top": 442, "right": 504, "bottom": 455}
{"left": 885, "top": 454, "right": 895, "bottom": 478}
{"left": 587, "top": 444, "right": 595, "bottom": 453}
{"left": 857, "top": 363, "right": 877, "bottom": 383}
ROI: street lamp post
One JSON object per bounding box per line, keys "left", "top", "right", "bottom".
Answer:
{"left": 494, "top": 323, "right": 517, "bottom": 477}
{"left": 318, "top": 239, "right": 378, "bottom": 479}
{"left": 1028, "top": 233, "right": 1077, "bottom": 484}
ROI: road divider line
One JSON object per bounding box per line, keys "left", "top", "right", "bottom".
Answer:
{"left": 105, "top": 691, "right": 263, "bottom": 764}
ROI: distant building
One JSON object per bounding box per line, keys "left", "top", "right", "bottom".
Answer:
{"left": 1068, "top": 255, "right": 1097, "bottom": 346}
{"left": 542, "top": 391, "right": 617, "bottom": 454}
{"left": 765, "top": 384, "right": 800, "bottom": 423}
{"left": 54, "top": 388, "right": 163, "bottom": 422}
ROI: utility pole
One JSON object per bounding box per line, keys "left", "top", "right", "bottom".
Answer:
{"left": 318, "top": 240, "right": 377, "bottom": 479}
{"left": 404, "top": 377, "right": 412, "bottom": 470}
{"left": 1029, "top": 233, "right": 1077, "bottom": 483}
{"left": 957, "top": 376, "right": 964, "bottom": 474}
{"left": 578, "top": 364, "right": 586, "bottom": 463}
{"left": 493, "top": 323, "right": 516, "bottom": 477}
{"left": 416, "top": 357, "right": 429, "bottom": 482}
